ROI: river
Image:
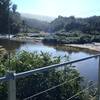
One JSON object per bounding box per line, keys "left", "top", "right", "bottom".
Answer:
{"left": 0, "top": 38, "right": 99, "bottom": 81}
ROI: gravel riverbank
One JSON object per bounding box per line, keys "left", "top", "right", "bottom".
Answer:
{"left": 66, "top": 43, "right": 100, "bottom": 52}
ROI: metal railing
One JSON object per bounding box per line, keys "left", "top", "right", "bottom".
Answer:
{"left": 0, "top": 54, "right": 100, "bottom": 100}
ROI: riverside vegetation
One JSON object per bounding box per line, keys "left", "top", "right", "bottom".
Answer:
{"left": 43, "top": 32, "right": 100, "bottom": 44}
{"left": 43, "top": 16, "right": 100, "bottom": 44}
{"left": 0, "top": 51, "right": 97, "bottom": 100}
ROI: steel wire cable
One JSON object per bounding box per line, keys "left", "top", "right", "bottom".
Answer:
{"left": 24, "top": 77, "right": 97, "bottom": 100}
{"left": 23, "top": 76, "right": 81, "bottom": 100}
{"left": 67, "top": 82, "right": 97, "bottom": 100}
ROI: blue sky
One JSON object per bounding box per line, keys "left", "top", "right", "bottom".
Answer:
{"left": 11, "top": 0, "right": 100, "bottom": 17}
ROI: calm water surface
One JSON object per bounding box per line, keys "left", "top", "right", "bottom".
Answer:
{"left": 0, "top": 39, "right": 99, "bottom": 81}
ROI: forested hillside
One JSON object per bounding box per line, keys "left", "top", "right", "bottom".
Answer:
{"left": 0, "top": 0, "right": 49, "bottom": 34}
{"left": 21, "top": 17, "right": 49, "bottom": 32}
{"left": 43, "top": 16, "right": 100, "bottom": 44}
{"left": 49, "top": 15, "right": 100, "bottom": 34}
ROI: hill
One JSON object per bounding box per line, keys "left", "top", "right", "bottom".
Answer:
{"left": 43, "top": 16, "right": 100, "bottom": 44}
{"left": 49, "top": 15, "right": 100, "bottom": 34}
{"left": 21, "top": 17, "right": 49, "bottom": 32}
{"left": 21, "top": 13, "right": 55, "bottom": 22}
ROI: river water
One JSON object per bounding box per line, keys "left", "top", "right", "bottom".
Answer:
{"left": 0, "top": 38, "right": 99, "bottom": 81}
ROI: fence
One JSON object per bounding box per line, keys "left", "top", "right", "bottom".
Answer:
{"left": 0, "top": 54, "right": 100, "bottom": 100}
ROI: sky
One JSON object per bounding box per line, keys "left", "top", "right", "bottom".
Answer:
{"left": 11, "top": 0, "right": 100, "bottom": 17}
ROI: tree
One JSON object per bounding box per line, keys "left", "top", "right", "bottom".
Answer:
{"left": 12, "top": 4, "right": 17, "bottom": 13}
{"left": 0, "top": 0, "right": 22, "bottom": 35}
{"left": 9, "top": 4, "right": 22, "bottom": 34}
{"left": 22, "top": 20, "right": 26, "bottom": 33}
{"left": 0, "top": 51, "right": 83, "bottom": 100}
{"left": 0, "top": 0, "right": 10, "bottom": 34}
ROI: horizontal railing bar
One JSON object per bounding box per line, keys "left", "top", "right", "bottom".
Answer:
{"left": 0, "top": 76, "right": 7, "bottom": 82}
{"left": 15, "top": 54, "right": 100, "bottom": 79}
{"left": 0, "top": 54, "right": 99, "bottom": 81}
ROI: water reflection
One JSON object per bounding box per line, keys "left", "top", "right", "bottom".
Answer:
{"left": 74, "top": 57, "right": 98, "bottom": 81}
{"left": 0, "top": 39, "right": 99, "bottom": 81}
{"left": 0, "top": 38, "right": 25, "bottom": 52}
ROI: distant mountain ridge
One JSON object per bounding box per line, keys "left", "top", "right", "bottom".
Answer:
{"left": 21, "top": 13, "right": 55, "bottom": 22}
{"left": 21, "top": 16, "right": 49, "bottom": 32}
{"left": 21, "top": 13, "right": 100, "bottom": 35}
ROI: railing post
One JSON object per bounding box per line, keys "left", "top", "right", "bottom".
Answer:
{"left": 98, "top": 56, "right": 100, "bottom": 100}
{"left": 6, "top": 71, "right": 16, "bottom": 100}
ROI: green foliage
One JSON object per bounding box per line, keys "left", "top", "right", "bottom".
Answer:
{"left": 0, "top": 51, "right": 84, "bottom": 100}
{"left": 7, "top": 51, "right": 60, "bottom": 72}
{"left": 47, "top": 16, "right": 100, "bottom": 44}
{"left": 43, "top": 32, "right": 100, "bottom": 44}
{"left": 12, "top": 4, "right": 17, "bottom": 13}
{"left": 49, "top": 16, "right": 100, "bottom": 34}
{"left": 9, "top": 11, "right": 22, "bottom": 34}
{"left": 0, "top": 0, "right": 40, "bottom": 35}
{"left": 0, "top": 0, "right": 22, "bottom": 34}
{"left": 0, "top": 0, "right": 10, "bottom": 34}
